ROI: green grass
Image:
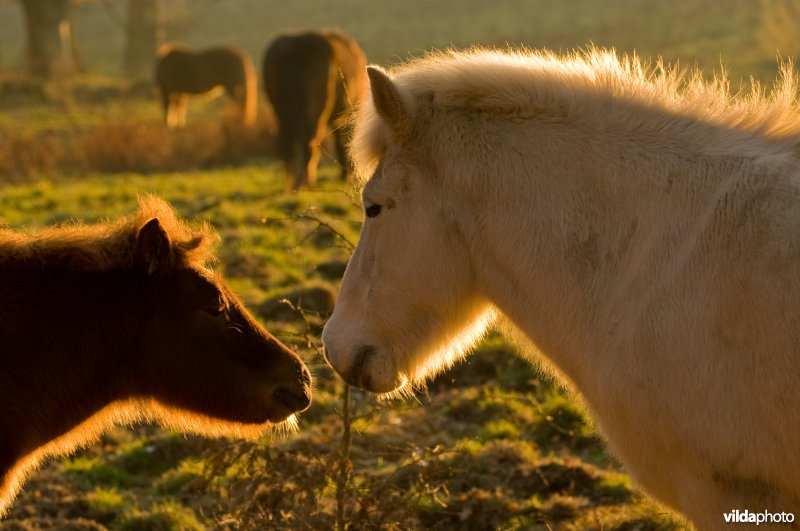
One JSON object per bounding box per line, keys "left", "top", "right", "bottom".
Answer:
{"left": 0, "top": 163, "right": 684, "bottom": 529}
{"left": 62, "top": 456, "right": 140, "bottom": 489}
{"left": 155, "top": 459, "right": 205, "bottom": 495}
{"left": 117, "top": 501, "right": 204, "bottom": 531}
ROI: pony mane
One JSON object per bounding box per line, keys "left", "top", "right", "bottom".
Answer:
{"left": 351, "top": 46, "right": 800, "bottom": 182}
{"left": 0, "top": 195, "right": 217, "bottom": 272}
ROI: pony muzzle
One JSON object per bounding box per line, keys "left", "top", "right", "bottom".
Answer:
{"left": 263, "top": 355, "right": 312, "bottom": 421}
{"left": 325, "top": 344, "right": 402, "bottom": 393}
{"left": 271, "top": 387, "right": 311, "bottom": 413}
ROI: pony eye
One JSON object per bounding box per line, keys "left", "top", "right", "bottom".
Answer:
{"left": 365, "top": 204, "right": 383, "bottom": 218}
{"left": 205, "top": 307, "right": 225, "bottom": 317}
{"left": 205, "top": 298, "right": 226, "bottom": 317}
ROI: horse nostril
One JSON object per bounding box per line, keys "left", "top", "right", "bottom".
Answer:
{"left": 272, "top": 387, "right": 311, "bottom": 413}
{"left": 355, "top": 345, "right": 375, "bottom": 371}
{"left": 343, "top": 345, "right": 375, "bottom": 389}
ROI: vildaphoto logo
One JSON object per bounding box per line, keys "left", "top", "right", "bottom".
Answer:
{"left": 723, "top": 509, "right": 796, "bottom": 525}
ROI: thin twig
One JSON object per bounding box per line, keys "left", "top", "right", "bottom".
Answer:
{"left": 263, "top": 211, "right": 358, "bottom": 252}
{"left": 293, "top": 212, "right": 357, "bottom": 251}
{"left": 336, "top": 383, "right": 352, "bottom": 531}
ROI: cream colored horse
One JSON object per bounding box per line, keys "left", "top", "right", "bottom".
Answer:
{"left": 322, "top": 48, "right": 800, "bottom": 529}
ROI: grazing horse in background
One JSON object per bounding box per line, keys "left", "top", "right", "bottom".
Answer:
{"left": 156, "top": 43, "right": 257, "bottom": 129}
{"left": 263, "top": 29, "right": 367, "bottom": 190}
{"left": 322, "top": 48, "right": 800, "bottom": 529}
{"left": 0, "top": 196, "right": 311, "bottom": 515}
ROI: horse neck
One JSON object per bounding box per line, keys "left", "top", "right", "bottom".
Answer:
{"left": 449, "top": 121, "right": 758, "bottom": 389}
{"left": 0, "top": 261, "right": 146, "bottom": 453}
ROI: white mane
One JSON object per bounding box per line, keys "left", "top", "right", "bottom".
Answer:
{"left": 351, "top": 47, "right": 800, "bottom": 181}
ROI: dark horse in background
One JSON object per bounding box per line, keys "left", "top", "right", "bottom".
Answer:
{"left": 0, "top": 196, "right": 311, "bottom": 515}
{"left": 263, "top": 29, "right": 367, "bottom": 190}
{"left": 156, "top": 43, "right": 258, "bottom": 129}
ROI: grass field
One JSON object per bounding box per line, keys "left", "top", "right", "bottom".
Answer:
{"left": 0, "top": 0, "right": 796, "bottom": 529}
{"left": 0, "top": 164, "right": 685, "bottom": 530}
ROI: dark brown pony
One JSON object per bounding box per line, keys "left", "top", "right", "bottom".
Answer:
{"left": 156, "top": 43, "right": 257, "bottom": 128}
{"left": 263, "top": 29, "right": 367, "bottom": 190}
{"left": 0, "top": 196, "right": 311, "bottom": 515}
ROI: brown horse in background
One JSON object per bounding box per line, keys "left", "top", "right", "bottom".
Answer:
{"left": 156, "top": 43, "right": 257, "bottom": 128}
{"left": 263, "top": 29, "right": 367, "bottom": 190}
{"left": 0, "top": 196, "right": 311, "bottom": 515}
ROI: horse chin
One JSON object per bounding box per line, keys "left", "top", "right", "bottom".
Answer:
{"left": 261, "top": 390, "right": 311, "bottom": 424}
{"left": 345, "top": 372, "right": 407, "bottom": 394}
{"left": 329, "top": 344, "right": 407, "bottom": 393}
{"left": 239, "top": 405, "right": 300, "bottom": 425}
{"left": 228, "top": 392, "right": 309, "bottom": 426}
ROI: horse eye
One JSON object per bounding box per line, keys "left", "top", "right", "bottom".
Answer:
{"left": 205, "top": 302, "right": 226, "bottom": 317}
{"left": 205, "top": 307, "right": 224, "bottom": 317}
{"left": 365, "top": 204, "right": 382, "bottom": 218}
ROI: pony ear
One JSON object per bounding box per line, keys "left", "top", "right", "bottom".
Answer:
{"left": 135, "top": 218, "right": 174, "bottom": 277}
{"left": 367, "top": 66, "right": 413, "bottom": 140}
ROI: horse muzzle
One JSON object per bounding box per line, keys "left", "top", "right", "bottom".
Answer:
{"left": 323, "top": 344, "right": 402, "bottom": 394}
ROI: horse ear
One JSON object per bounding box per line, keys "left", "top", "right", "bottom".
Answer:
{"left": 135, "top": 218, "right": 174, "bottom": 277}
{"left": 367, "top": 66, "right": 413, "bottom": 140}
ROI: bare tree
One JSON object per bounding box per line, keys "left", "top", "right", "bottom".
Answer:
{"left": 18, "top": 0, "right": 74, "bottom": 80}
{"left": 124, "top": 0, "right": 162, "bottom": 85}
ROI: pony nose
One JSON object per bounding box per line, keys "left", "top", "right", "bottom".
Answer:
{"left": 272, "top": 386, "right": 311, "bottom": 412}
{"left": 273, "top": 360, "right": 312, "bottom": 413}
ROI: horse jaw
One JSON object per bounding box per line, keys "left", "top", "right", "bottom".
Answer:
{"left": 323, "top": 301, "right": 497, "bottom": 394}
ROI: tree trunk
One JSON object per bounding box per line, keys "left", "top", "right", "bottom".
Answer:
{"left": 19, "top": 0, "right": 73, "bottom": 81}
{"left": 125, "top": 0, "right": 161, "bottom": 84}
